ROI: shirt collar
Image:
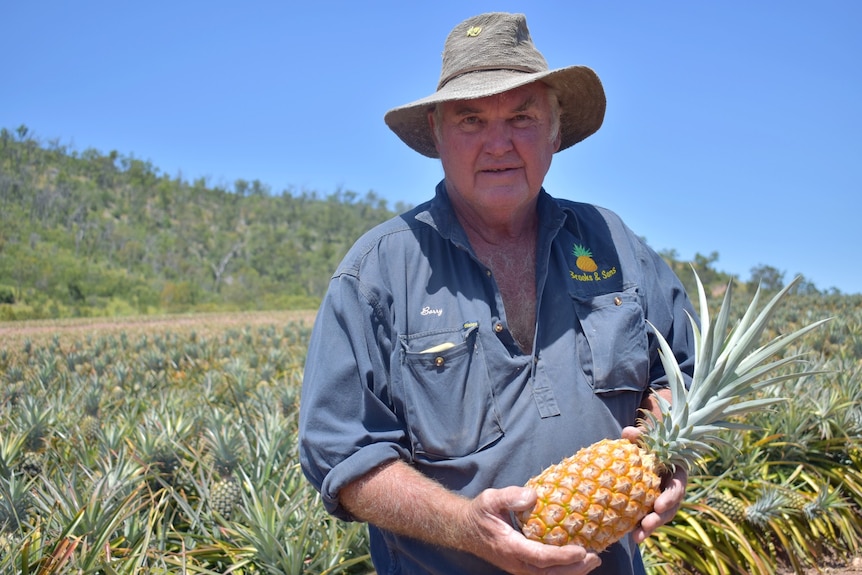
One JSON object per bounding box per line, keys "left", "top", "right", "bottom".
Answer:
{"left": 415, "top": 180, "right": 569, "bottom": 249}
{"left": 414, "top": 181, "right": 469, "bottom": 248}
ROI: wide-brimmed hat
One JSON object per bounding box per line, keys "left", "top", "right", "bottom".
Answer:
{"left": 384, "top": 12, "right": 606, "bottom": 158}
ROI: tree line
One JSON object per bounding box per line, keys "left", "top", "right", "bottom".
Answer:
{"left": 0, "top": 125, "right": 832, "bottom": 321}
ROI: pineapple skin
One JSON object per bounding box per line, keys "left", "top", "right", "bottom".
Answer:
{"left": 211, "top": 476, "right": 242, "bottom": 519}
{"left": 517, "top": 438, "right": 661, "bottom": 552}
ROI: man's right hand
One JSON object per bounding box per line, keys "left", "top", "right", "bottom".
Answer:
{"left": 460, "top": 486, "right": 603, "bottom": 575}
{"left": 341, "top": 462, "right": 602, "bottom": 574}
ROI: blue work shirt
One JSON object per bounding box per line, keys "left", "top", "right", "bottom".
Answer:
{"left": 299, "top": 183, "right": 696, "bottom": 575}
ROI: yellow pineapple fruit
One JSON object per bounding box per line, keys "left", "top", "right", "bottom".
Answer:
{"left": 523, "top": 438, "right": 662, "bottom": 550}
{"left": 517, "top": 272, "right": 829, "bottom": 552}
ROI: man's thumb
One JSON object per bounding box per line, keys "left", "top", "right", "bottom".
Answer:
{"left": 506, "top": 487, "right": 536, "bottom": 511}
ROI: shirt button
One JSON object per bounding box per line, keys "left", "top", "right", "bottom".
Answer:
{"left": 494, "top": 323, "right": 504, "bottom": 333}
{"left": 486, "top": 269, "right": 492, "bottom": 277}
{"left": 614, "top": 296, "right": 622, "bottom": 306}
{"left": 434, "top": 356, "right": 445, "bottom": 367}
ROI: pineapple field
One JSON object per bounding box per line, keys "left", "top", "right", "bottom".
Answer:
{"left": 1, "top": 288, "right": 862, "bottom": 574}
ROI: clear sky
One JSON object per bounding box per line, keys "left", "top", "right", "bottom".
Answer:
{"left": 3, "top": 1, "right": 860, "bottom": 294}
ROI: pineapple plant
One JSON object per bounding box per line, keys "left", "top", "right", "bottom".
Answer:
{"left": 517, "top": 272, "right": 830, "bottom": 551}
{"left": 0, "top": 475, "right": 32, "bottom": 534}
{"left": 134, "top": 425, "right": 182, "bottom": 491}
{"left": 203, "top": 419, "right": 245, "bottom": 520}
{"left": 17, "top": 397, "right": 53, "bottom": 477}
{"left": 0, "top": 476, "right": 31, "bottom": 558}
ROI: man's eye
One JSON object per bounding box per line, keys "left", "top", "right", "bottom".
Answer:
{"left": 512, "top": 114, "right": 533, "bottom": 126}
{"left": 459, "top": 116, "right": 483, "bottom": 131}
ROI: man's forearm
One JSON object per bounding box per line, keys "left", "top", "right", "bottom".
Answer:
{"left": 339, "top": 460, "right": 473, "bottom": 551}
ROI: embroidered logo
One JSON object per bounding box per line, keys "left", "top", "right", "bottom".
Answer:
{"left": 572, "top": 244, "right": 598, "bottom": 272}
{"left": 421, "top": 306, "right": 443, "bottom": 317}
{"left": 570, "top": 243, "right": 617, "bottom": 283}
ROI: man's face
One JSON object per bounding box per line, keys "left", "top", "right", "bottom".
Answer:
{"left": 429, "top": 82, "right": 561, "bottom": 223}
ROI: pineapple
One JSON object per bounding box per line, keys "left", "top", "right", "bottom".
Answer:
{"left": 211, "top": 474, "right": 242, "bottom": 520}
{"left": 79, "top": 385, "right": 102, "bottom": 444}
{"left": 706, "top": 492, "right": 749, "bottom": 524}
{"left": 517, "top": 272, "right": 829, "bottom": 551}
{"left": 203, "top": 420, "right": 244, "bottom": 520}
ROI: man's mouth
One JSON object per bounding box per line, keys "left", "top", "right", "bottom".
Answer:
{"left": 481, "top": 166, "right": 518, "bottom": 173}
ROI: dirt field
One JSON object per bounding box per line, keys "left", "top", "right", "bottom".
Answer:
{"left": 781, "top": 556, "right": 862, "bottom": 574}
{"left": 0, "top": 309, "right": 317, "bottom": 349}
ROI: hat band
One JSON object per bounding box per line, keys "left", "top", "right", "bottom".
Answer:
{"left": 437, "top": 64, "right": 542, "bottom": 90}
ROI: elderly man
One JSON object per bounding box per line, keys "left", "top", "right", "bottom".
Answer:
{"left": 299, "top": 12, "right": 695, "bottom": 575}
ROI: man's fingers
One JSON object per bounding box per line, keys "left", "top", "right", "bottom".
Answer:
{"left": 620, "top": 425, "right": 642, "bottom": 442}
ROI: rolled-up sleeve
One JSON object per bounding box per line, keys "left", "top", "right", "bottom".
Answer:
{"left": 298, "top": 270, "right": 409, "bottom": 521}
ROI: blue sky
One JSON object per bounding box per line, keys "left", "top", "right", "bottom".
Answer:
{"left": 3, "top": 1, "right": 860, "bottom": 294}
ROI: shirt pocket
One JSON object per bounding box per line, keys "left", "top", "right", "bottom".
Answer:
{"left": 399, "top": 325, "right": 503, "bottom": 460}
{"left": 570, "top": 288, "right": 649, "bottom": 395}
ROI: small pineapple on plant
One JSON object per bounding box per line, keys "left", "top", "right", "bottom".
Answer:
{"left": 517, "top": 272, "right": 830, "bottom": 552}
{"left": 78, "top": 383, "right": 103, "bottom": 444}
{"left": 707, "top": 491, "right": 750, "bottom": 524}
{"left": 202, "top": 417, "right": 245, "bottom": 520}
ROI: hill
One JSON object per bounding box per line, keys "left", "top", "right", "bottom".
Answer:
{"left": 0, "top": 125, "right": 837, "bottom": 321}
{"left": 0, "top": 125, "right": 411, "bottom": 320}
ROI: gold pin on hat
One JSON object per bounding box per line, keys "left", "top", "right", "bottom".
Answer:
{"left": 466, "top": 26, "right": 482, "bottom": 37}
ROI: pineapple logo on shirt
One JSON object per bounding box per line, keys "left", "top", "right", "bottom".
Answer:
{"left": 570, "top": 243, "right": 617, "bottom": 282}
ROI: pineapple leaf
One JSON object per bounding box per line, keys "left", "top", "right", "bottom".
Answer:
{"left": 647, "top": 269, "right": 830, "bottom": 472}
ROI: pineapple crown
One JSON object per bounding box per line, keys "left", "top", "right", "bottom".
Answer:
{"left": 202, "top": 416, "right": 244, "bottom": 474}
{"left": 82, "top": 384, "right": 102, "bottom": 418}
{"left": 18, "top": 397, "right": 54, "bottom": 452}
{"left": 133, "top": 425, "right": 176, "bottom": 463}
{"left": 641, "top": 270, "right": 830, "bottom": 473}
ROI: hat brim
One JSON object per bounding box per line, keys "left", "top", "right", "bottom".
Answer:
{"left": 384, "top": 65, "right": 606, "bottom": 158}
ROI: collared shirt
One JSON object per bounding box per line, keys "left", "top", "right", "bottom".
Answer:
{"left": 299, "top": 182, "right": 696, "bottom": 575}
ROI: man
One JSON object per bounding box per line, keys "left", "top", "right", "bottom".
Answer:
{"left": 299, "top": 12, "right": 695, "bottom": 575}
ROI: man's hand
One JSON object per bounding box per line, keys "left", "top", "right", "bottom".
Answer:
{"left": 461, "top": 486, "right": 602, "bottom": 575}
{"left": 621, "top": 426, "right": 688, "bottom": 544}
{"left": 341, "top": 461, "right": 602, "bottom": 573}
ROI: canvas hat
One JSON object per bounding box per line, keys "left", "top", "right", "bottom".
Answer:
{"left": 384, "top": 12, "right": 606, "bottom": 158}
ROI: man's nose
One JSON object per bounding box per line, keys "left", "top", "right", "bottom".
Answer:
{"left": 483, "top": 120, "right": 514, "bottom": 155}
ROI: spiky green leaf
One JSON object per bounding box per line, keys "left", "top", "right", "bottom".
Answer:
{"left": 645, "top": 270, "right": 830, "bottom": 470}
